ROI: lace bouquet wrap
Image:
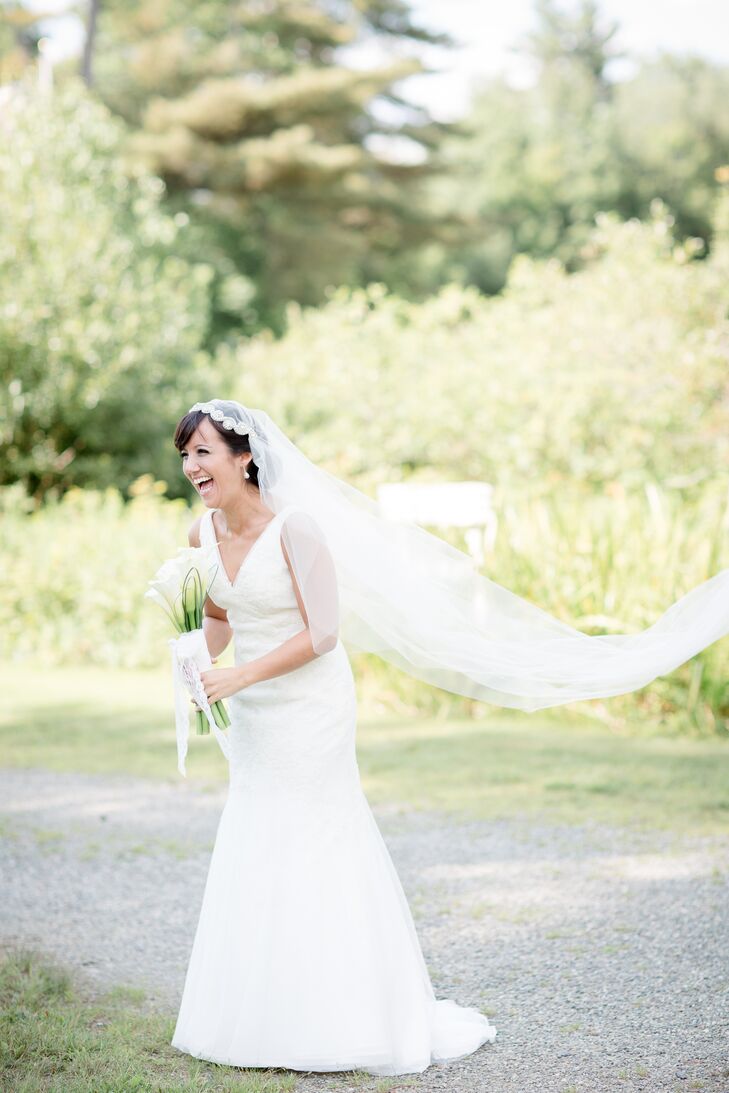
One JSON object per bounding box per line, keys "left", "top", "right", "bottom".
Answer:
{"left": 145, "top": 545, "right": 231, "bottom": 776}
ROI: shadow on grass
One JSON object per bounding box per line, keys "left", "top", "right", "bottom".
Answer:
{"left": 355, "top": 715, "right": 729, "bottom": 833}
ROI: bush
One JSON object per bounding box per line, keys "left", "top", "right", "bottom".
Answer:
{"left": 218, "top": 204, "right": 729, "bottom": 501}
{"left": 0, "top": 478, "right": 189, "bottom": 668}
{"left": 3, "top": 202, "right": 728, "bottom": 733}
{"left": 2, "top": 473, "right": 726, "bottom": 734}
{"left": 0, "top": 79, "right": 213, "bottom": 501}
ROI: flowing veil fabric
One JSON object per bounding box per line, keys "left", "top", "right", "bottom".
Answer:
{"left": 189, "top": 400, "right": 729, "bottom": 711}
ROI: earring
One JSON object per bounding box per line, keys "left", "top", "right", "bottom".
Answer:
{"left": 243, "top": 466, "right": 250, "bottom": 479}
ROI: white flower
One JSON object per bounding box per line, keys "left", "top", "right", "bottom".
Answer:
{"left": 145, "top": 544, "right": 218, "bottom": 616}
{"left": 233, "top": 421, "right": 246, "bottom": 435}
{"left": 210, "top": 408, "right": 224, "bottom": 421}
{"left": 222, "top": 415, "right": 236, "bottom": 429}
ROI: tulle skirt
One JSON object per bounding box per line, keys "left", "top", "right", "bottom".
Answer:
{"left": 171, "top": 776, "right": 497, "bottom": 1075}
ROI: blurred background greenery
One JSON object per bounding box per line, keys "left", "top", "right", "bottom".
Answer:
{"left": 1, "top": 0, "right": 728, "bottom": 740}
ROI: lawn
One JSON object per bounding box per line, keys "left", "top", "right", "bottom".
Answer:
{"left": 0, "top": 947, "right": 407, "bottom": 1093}
{"left": 2, "top": 665, "right": 728, "bottom": 834}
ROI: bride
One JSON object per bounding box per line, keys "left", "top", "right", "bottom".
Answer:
{"left": 170, "top": 398, "right": 728, "bottom": 1075}
{"left": 170, "top": 399, "right": 497, "bottom": 1075}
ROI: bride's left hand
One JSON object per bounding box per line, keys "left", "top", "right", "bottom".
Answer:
{"left": 199, "top": 666, "right": 249, "bottom": 704}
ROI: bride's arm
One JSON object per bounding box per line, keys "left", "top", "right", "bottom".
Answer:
{"left": 238, "top": 628, "right": 322, "bottom": 687}
{"left": 188, "top": 515, "right": 233, "bottom": 659}
{"left": 236, "top": 512, "right": 339, "bottom": 688}
{"left": 200, "top": 512, "right": 339, "bottom": 702}
{"left": 201, "top": 629, "right": 321, "bottom": 705}
{"left": 203, "top": 605, "right": 234, "bottom": 660}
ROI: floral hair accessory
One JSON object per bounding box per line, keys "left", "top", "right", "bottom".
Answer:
{"left": 189, "top": 401, "right": 257, "bottom": 440}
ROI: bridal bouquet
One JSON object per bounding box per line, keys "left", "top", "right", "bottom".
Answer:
{"left": 145, "top": 545, "right": 231, "bottom": 776}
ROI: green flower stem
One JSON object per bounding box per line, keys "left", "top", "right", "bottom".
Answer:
{"left": 211, "top": 699, "right": 231, "bottom": 728}
{"left": 195, "top": 700, "right": 230, "bottom": 734}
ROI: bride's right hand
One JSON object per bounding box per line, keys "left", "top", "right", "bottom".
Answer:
{"left": 191, "top": 658, "right": 217, "bottom": 711}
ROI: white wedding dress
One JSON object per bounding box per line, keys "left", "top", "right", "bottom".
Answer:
{"left": 171, "top": 503, "right": 497, "bottom": 1075}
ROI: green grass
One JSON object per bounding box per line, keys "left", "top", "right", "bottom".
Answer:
{"left": 358, "top": 713, "right": 729, "bottom": 832}
{"left": 2, "top": 666, "right": 729, "bottom": 834}
{"left": 0, "top": 665, "right": 231, "bottom": 785}
{"left": 0, "top": 947, "right": 297, "bottom": 1092}
{"left": 0, "top": 947, "right": 415, "bottom": 1093}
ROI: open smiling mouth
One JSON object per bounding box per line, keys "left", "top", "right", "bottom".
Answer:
{"left": 194, "top": 476, "right": 214, "bottom": 495}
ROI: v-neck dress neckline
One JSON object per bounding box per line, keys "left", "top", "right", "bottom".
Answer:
{"left": 208, "top": 508, "right": 282, "bottom": 588}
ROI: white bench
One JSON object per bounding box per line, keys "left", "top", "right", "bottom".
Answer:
{"left": 376, "top": 481, "right": 497, "bottom": 567}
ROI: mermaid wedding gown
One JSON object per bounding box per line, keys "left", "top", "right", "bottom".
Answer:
{"left": 171, "top": 503, "right": 497, "bottom": 1075}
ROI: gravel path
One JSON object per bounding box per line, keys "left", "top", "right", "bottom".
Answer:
{"left": 1, "top": 767, "right": 727, "bottom": 1093}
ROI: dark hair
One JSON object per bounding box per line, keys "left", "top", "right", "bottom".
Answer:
{"left": 174, "top": 410, "right": 260, "bottom": 488}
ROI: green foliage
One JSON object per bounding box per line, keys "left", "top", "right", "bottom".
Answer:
{"left": 2, "top": 666, "right": 729, "bottom": 829}
{"left": 489, "top": 487, "right": 729, "bottom": 735}
{"left": 1, "top": 479, "right": 727, "bottom": 732}
{"left": 610, "top": 57, "right": 729, "bottom": 239}
{"left": 218, "top": 207, "right": 729, "bottom": 498}
{"left": 0, "top": 478, "right": 189, "bottom": 667}
{"left": 434, "top": 30, "right": 729, "bottom": 294}
{"left": 0, "top": 2, "right": 43, "bottom": 84}
{"left": 1, "top": 204, "right": 727, "bottom": 732}
{"left": 0, "top": 79, "right": 213, "bottom": 500}
{"left": 86, "top": 0, "right": 456, "bottom": 338}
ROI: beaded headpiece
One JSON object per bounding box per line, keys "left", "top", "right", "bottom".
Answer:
{"left": 188, "top": 400, "right": 258, "bottom": 440}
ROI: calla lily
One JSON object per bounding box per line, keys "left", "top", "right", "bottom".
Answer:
{"left": 145, "top": 545, "right": 218, "bottom": 633}
{"left": 145, "top": 542, "right": 231, "bottom": 767}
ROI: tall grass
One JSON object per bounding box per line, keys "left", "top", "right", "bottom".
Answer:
{"left": 488, "top": 483, "right": 729, "bottom": 734}
{"left": 2, "top": 474, "right": 727, "bottom": 734}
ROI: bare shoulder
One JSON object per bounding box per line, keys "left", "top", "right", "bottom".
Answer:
{"left": 188, "top": 512, "right": 204, "bottom": 548}
{"left": 188, "top": 511, "right": 228, "bottom": 621}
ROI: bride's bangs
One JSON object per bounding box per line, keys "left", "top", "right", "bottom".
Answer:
{"left": 173, "top": 409, "right": 208, "bottom": 453}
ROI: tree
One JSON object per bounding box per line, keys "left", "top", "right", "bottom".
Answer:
{"left": 80, "top": 0, "right": 102, "bottom": 87}
{"left": 429, "top": 2, "right": 729, "bottom": 293}
{"left": 0, "top": 80, "right": 212, "bottom": 501}
{"left": 87, "top": 0, "right": 461, "bottom": 338}
{"left": 519, "top": 0, "right": 623, "bottom": 105}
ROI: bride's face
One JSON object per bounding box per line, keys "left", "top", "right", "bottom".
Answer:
{"left": 180, "top": 420, "right": 250, "bottom": 506}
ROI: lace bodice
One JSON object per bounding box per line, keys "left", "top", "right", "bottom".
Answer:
{"left": 199, "top": 504, "right": 354, "bottom": 794}
{"left": 200, "top": 503, "right": 340, "bottom": 658}
{"left": 200, "top": 505, "right": 307, "bottom": 658}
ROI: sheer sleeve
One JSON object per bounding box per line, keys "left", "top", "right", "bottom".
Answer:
{"left": 280, "top": 508, "right": 339, "bottom": 655}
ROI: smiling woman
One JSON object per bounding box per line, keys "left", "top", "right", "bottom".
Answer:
{"left": 167, "top": 393, "right": 729, "bottom": 1077}
{"left": 175, "top": 408, "right": 261, "bottom": 495}
{"left": 167, "top": 397, "right": 498, "bottom": 1077}
{"left": 174, "top": 405, "right": 339, "bottom": 664}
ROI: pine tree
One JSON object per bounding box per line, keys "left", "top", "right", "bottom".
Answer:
{"left": 90, "top": 0, "right": 461, "bottom": 336}
{"left": 519, "top": 0, "right": 623, "bottom": 108}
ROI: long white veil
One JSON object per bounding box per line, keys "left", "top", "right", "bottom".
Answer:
{"left": 191, "top": 399, "right": 729, "bottom": 712}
